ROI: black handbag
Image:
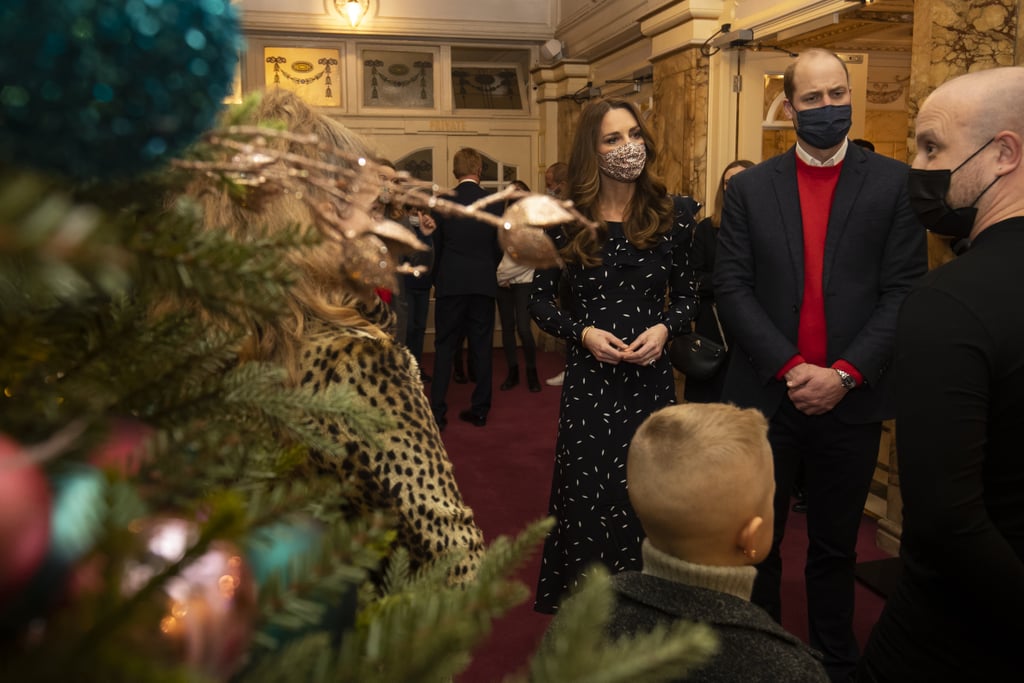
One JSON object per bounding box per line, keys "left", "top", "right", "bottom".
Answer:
{"left": 670, "top": 304, "right": 728, "bottom": 380}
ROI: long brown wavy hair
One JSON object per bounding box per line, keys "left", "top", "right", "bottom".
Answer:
{"left": 182, "top": 89, "right": 389, "bottom": 384}
{"left": 562, "top": 97, "right": 673, "bottom": 267}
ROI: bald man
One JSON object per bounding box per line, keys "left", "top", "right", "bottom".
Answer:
{"left": 859, "top": 67, "right": 1024, "bottom": 683}
{"left": 713, "top": 48, "right": 927, "bottom": 682}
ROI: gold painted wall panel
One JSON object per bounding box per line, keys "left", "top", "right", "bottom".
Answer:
{"left": 263, "top": 47, "right": 342, "bottom": 107}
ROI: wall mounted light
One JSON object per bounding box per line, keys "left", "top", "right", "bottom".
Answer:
{"left": 336, "top": 0, "right": 368, "bottom": 28}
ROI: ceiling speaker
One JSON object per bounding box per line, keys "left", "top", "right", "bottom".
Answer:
{"left": 540, "top": 38, "right": 563, "bottom": 61}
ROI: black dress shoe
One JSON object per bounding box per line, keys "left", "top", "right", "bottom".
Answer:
{"left": 526, "top": 367, "right": 541, "bottom": 393}
{"left": 500, "top": 366, "right": 519, "bottom": 391}
{"left": 458, "top": 409, "right": 486, "bottom": 427}
{"left": 452, "top": 368, "right": 467, "bottom": 384}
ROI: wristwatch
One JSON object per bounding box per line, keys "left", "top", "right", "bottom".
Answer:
{"left": 835, "top": 368, "right": 856, "bottom": 390}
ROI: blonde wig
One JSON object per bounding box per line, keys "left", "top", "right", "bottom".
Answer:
{"left": 184, "top": 89, "right": 389, "bottom": 383}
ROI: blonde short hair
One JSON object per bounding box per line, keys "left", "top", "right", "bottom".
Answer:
{"left": 628, "top": 403, "right": 772, "bottom": 545}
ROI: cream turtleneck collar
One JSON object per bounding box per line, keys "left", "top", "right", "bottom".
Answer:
{"left": 641, "top": 539, "right": 757, "bottom": 601}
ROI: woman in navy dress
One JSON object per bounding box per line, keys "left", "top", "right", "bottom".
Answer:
{"left": 529, "top": 97, "right": 698, "bottom": 613}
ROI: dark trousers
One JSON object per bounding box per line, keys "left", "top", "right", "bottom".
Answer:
{"left": 431, "top": 294, "right": 495, "bottom": 420}
{"left": 496, "top": 283, "right": 536, "bottom": 371}
{"left": 400, "top": 286, "right": 430, "bottom": 364}
{"left": 391, "top": 287, "right": 409, "bottom": 348}
{"left": 751, "top": 396, "right": 881, "bottom": 683}
{"left": 453, "top": 335, "right": 469, "bottom": 374}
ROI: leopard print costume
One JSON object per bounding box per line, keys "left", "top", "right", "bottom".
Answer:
{"left": 299, "top": 315, "right": 484, "bottom": 583}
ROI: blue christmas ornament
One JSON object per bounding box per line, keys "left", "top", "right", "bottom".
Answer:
{"left": 0, "top": 0, "right": 242, "bottom": 179}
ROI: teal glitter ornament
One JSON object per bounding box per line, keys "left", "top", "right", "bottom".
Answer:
{"left": 245, "top": 518, "right": 325, "bottom": 588}
{"left": 241, "top": 518, "right": 356, "bottom": 661}
{"left": 0, "top": 0, "right": 242, "bottom": 180}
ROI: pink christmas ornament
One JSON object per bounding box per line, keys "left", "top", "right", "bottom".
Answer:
{"left": 0, "top": 434, "right": 53, "bottom": 603}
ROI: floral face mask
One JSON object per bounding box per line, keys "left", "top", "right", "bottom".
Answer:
{"left": 598, "top": 142, "right": 646, "bottom": 182}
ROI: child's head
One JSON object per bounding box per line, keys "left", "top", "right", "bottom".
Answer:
{"left": 627, "top": 403, "right": 775, "bottom": 566}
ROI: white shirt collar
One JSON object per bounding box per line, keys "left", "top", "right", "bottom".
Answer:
{"left": 795, "top": 137, "right": 849, "bottom": 167}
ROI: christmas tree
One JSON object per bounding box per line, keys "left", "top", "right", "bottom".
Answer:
{"left": 0, "top": 2, "right": 718, "bottom": 681}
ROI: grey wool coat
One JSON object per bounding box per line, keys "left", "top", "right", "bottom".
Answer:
{"left": 606, "top": 572, "right": 829, "bottom": 682}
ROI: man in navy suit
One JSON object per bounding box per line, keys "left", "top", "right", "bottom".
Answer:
{"left": 713, "top": 48, "right": 927, "bottom": 682}
{"left": 430, "top": 147, "right": 503, "bottom": 429}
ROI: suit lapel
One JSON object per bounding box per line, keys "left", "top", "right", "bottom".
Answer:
{"left": 823, "top": 145, "right": 867, "bottom": 290}
{"left": 772, "top": 150, "right": 805, "bottom": 301}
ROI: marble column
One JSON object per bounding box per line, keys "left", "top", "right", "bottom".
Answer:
{"left": 649, "top": 48, "right": 710, "bottom": 206}
{"left": 555, "top": 100, "right": 581, "bottom": 165}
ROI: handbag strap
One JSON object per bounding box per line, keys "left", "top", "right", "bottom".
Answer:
{"left": 710, "top": 303, "right": 728, "bottom": 352}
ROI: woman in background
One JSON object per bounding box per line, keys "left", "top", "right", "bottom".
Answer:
{"left": 529, "top": 97, "right": 699, "bottom": 612}
{"left": 496, "top": 179, "right": 541, "bottom": 392}
{"left": 682, "top": 159, "right": 754, "bottom": 404}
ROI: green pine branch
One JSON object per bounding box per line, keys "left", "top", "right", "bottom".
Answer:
{"left": 2, "top": 105, "right": 724, "bottom": 683}
{"left": 528, "top": 567, "right": 719, "bottom": 683}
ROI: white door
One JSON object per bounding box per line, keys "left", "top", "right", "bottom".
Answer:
{"left": 736, "top": 51, "right": 868, "bottom": 163}
{"left": 369, "top": 133, "right": 534, "bottom": 193}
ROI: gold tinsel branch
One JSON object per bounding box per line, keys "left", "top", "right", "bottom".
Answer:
{"left": 172, "top": 125, "right": 599, "bottom": 282}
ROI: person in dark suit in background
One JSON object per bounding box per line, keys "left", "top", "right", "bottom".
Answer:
{"left": 713, "top": 48, "right": 927, "bottom": 682}
{"left": 682, "top": 159, "right": 753, "bottom": 404}
{"left": 430, "top": 147, "right": 503, "bottom": 429}
{"left": 859, "top": 65, "right": 1024, "bottom": 683}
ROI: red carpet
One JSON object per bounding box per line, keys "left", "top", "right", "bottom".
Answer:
{"left": 429, "top": 349, "right": 892, "bottom": 682}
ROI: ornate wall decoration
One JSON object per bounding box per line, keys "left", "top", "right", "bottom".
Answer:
{"left": 262, "top": 47, "right": 342, "bottom": 107}
{"left": 866, "top": 73, "right": 909, "bottom": 109}
{"left": 362, "top": 49, "right": 434, "bottom": 108}
{"left": 451, "top": 66, "right": 524, "bottom": 110}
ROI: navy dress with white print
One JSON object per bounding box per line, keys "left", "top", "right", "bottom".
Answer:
{"left": 529, "top": 196, "right": 698, "bottom": 613}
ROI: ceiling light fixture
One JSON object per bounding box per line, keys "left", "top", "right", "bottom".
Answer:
{"left": 337, "top": 0, "right": 368, "bottom": 28}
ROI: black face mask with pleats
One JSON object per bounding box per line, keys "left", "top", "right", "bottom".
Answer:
{"left": 794, "top": 104, "right": 852, "bottom": 149}
{"left": 906, "top": 137, "right": 998, "bottom": 240}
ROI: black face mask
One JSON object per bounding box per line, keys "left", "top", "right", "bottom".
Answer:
{"left": 906, "top": 138, "right": 998, "bottom": 239}
{"left": 794, "top": 104, "right": 852, "bottom": 149}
